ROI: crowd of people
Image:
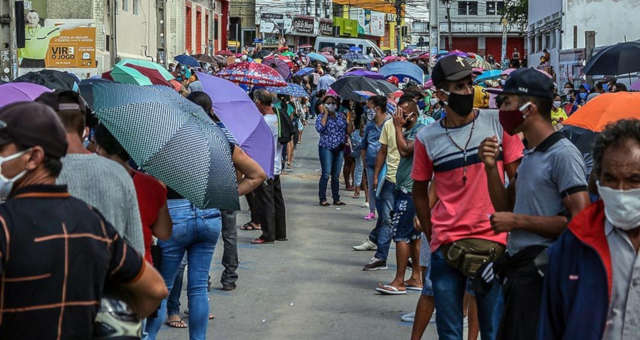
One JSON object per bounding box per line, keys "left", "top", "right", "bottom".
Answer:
{"left": 0, "top": 42, "right": 638, "bottom": 340}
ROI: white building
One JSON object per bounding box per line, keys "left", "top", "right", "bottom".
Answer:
{"left": 528, "top": 0, "right": 640, "bottom": 86}
{"left": 255, "top": 0, "right": 332, "bottom": 48}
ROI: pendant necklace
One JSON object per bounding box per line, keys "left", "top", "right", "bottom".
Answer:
{"left": 444, "top": 114, "right": 476, "bottom": 185}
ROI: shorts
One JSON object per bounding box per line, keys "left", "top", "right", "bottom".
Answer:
{"left": 420, "top": 233, "right": 434, "bottom": 296}
{"left": 391, "top": 190, "right": 420, "bottom": 243}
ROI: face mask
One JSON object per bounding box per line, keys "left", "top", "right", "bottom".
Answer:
{"left": 499, "top": 79, "right": 506, "bottom": 86}
{"left": 430, "top": 98, "right": 439, "bottom": 107}
{"left": 553, "top": 101, "right": 561, "bottom": 108}
{"left": 366, "top": 107, "right": 375, "bottom": 121}
{"left": 499, "top": 102, "right": 531, "bottom": 135}
{"left": 442, "top": 90, "right": 474, "bottom": 117}
{"left": 563, "top": 88, "right": 571, "bottom": 95}
{"left": 325, "top": 103, "right": 337, "bottom": 112}
{"left": 597, "top": 181, "right": 640, "bottom": 230}
{"left": 0, "top": 150, "right": 29, "bottom": 201}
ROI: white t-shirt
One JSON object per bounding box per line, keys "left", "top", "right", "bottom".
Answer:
{"left": 263, "top": 113, "right": 283, "bottom": 176}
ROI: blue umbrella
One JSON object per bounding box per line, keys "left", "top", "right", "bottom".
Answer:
{"left": 349, "top": 46, "right": 362, "bottom": 52}
{"left": 474, "top": 69, "right": 502, "bottom": 83}
{"left": 294, "top": 67, "right": 314, "bottom": 77}
{"left": 307, "top": 52, "right": 329, "bottom": 64}
{"left": 380, "top": 61, "right": 425, "bottom": 84}
{"left": 175, "top": 54, "right": 200, "bottom": 67}
{"left": 80, "top": 81, "right": 239, "bottom": 210}
{"left": 266, "top": 83, "right": 309, "bottom": 98}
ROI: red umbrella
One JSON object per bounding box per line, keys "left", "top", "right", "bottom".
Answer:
{"left": 320, "top": 52, "right": 336, "bottom": 63}
{"left": 216, "top": 50, "right": 234, "bottom": 56}
{"left": 217, "top": 62, "right": 287, "bottom": 87}
{"left": 123, "top": 63, "right": 172, "bottom": 87}
{"left": 278, "top": 46, "right": 289, "bottom": 52}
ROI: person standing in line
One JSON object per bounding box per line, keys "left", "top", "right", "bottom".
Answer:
{"left": 316, "top": 95, "right": 348, "bottom": 206}
{"left": 479, "top": 68, "right": 591, "bottom": 340}
{"left": 538, "top": 119, "right": 640, "bottom": 340}
{"left": 36, "top": 91, "right": 145, "bottom": 254}
{"left": 376, "top": 96, "right": 425, "bottom": 294}
{"left": 252, "top": 89, "right": 287, "bottom": 244}
{"left": 412, "top": 56, "right": 524, "bottom": 340}
{"left": 0, "top": 102, "right": 168, "bottom": 338}
{"left": 353, "top": 98, "right": 390, "bottom": 250}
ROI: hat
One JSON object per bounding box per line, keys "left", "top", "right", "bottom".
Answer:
{"left": 498, "top": 68, "right": 554, "bottom": 99}
{"left": 431, "top": 55, "right": 473, "bottom": 88}
{"left": 0, "top": 102, "right": 68, "bottom": 158}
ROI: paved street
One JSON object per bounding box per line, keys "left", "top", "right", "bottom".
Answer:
{"left": 158, "top": 125, "right": 439, "bottom": 339}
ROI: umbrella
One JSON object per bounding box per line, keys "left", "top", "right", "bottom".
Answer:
{"left": 169, "top": 79, "right": 183, "bottom": 91}
{"left": 104, "top": 64, "right": 153, "bottom": 86}
{"left": 294, "top": 67, "right": 314, "bottom": 77}
{"left": 560, "top": 125, "right": 598, "bottom": 155}
{"left": 0, "top": 82, "right": 52, "bottom": 108}
{"left": 217, "top": 62, "right": 287, "bottom": 87}
{"left": 80, "top": 81, "right": 239, "bottom": 210}
{"left": 583, "top": 41, "right": 640, "bottom": 76}
{"left": 14, "top": 69, "right": 79, "bottom": 91}
{"left": 343, "top": 69, "right": 384, "bottom": 79}
{"left": 281, "top": 51, "right": 295, "bottom": 57}
{"left": 330, "top": 76, "right": 398, "bottom": 102}
{"left": 262, "top": 57, "right": 291, "bottom": 80}
{"left": 196, "top": 72, "right": 275, "bottom": 178}
{"left": 266, "top": 83, "right": 309, "bottom": 98}
{"left": 123, "top": 63, "right": 173, "bottom": 87}
{"left": 175, "top": 54, "right": 200, "bottom": 67}
{"left": 501, "top": 68, "right": 516, "bottom": 76}
{"left": 349, "top": 46, "right": 362, "bottom": 52}
{"left": 474, "top": 70, "right": 502, "bottom": 83}
{"left": 117, "top": 59, "right": 174, "bottom": 81}
{"left": 380, "top": 61, "right": 425, "bottom": 84}
{"left": 563, "top": 92, "right": 640, "bottom": 132}
{"left": 217, "top": 50, "right": 234, "bottom": 57}
{"left": 630, "top": 79, "right": 640, "bottom": 91}
{"left": 193, "top": 54, "right": 216, "bottom": 63}
{"left": 320, "top": 52, "right": 336, "bottom": 63}
{"left": 299, "top": 44, "right": 312, "bottom": 49}
{"left": 320, "top": 47, "right": 333, "bottom": 53}
{"left": 307, "top": 52, "right": 328, "bottom": 64}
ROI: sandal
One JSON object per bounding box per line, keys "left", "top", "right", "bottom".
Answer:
{"left": 209, "top": 314, "right": 215, "bottom": 320}
{"left": 319, "top": 201, "right": 330, "bottom": 206}
{"left": 333, "top": 201, "right": 346, "bottom": 206}
{"left": 239, "top": 222, "right": 255, "bottom": 231}
{"left": 353, "top": 193, "right": 360, "bottom": 199}
{"left": 166, "top": 316, "right": 187, "bottom": 328}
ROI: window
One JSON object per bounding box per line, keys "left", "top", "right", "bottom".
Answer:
{"left": 497, "top": 1, "right": 505, "bottom": 13}
{"left": 132, "top": 0, "right": 139, "bottom": 15}
{"left": 487, "top": 1, "right": 496, "bottom": 15}
{"left": 458, "top": 1, "right": 478, "bottom": 15}
{"left": 122, "top": 0, "right": 128, "bottom": 12}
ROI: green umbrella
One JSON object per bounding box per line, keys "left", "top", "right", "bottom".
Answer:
{"left": 117, "top": 59, "right": 174, "bottom": 81}
{"left": 281, "top": 51, "right": 295, "bottom": 57}
{"left": 109, "top": 64, "right": 153, "bottom": 86}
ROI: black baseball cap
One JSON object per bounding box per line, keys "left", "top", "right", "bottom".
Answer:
{"left": 0, "top": 102, "right": 68, "bottom": 158}
{"left": 497, "top": 68, "right": 554, "bottom": 99}
{"left": 431, "top": 55, "right": 473, "bottom": 88}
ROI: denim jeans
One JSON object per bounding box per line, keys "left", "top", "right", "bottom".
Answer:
{"left": 369, "top": 179, "right": 395, "bottom": 261}
{"left": 167, "top": 255, "right": 187, "bottom": 316}
{"left": 430, "top": 250, "right": 503, "bottom": 340}
{"left": 146, "top": 199, "right": 222, "bottom": 340}
{"left": 353, "top": 154, "right": 363, "bottom": 187}
{"left": 365, "top": 166, "right": 376, "bottom": 214}
{"left": 318, "top": 145, "right": 344, "bottom": 203}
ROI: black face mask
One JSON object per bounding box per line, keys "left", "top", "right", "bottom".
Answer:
{"left": 445, "top": 91, "right": 474, "bottom": 117}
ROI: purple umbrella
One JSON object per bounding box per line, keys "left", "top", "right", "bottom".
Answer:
{"left": 196, "top": 72, "right": 275, "bottom": 177}
{"left": 262, "top": 58, "right": 291, "bottom": 80}
{"left": 343, "top": 69, "right": 385, "bottom": 79}
{"left": 0, "top": 82, "right": 52, "bottom": 108}
{"left": 631, "top": 79, "right": 640, "bottom": 91}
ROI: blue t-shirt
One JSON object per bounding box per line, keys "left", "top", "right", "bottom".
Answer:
{"left": 361, "top": 117, "right": 388, "bottom": 168}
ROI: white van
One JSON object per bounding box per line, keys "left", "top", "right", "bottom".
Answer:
{"left": 314, "top": 37, "right": 385, "bottom": 58}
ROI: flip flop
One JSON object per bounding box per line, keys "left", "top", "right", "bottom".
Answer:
{"left": 405, "top": 285, "right": 423, "bottom": 291}
{"left": 239, "top": 222, "right": 255, "bottom": 231}
{"left": 166, "top": 318, "right": 187, "bottom": 328}
{"left": 333, "top": 201, "right": 346, "bottom": 206}
{"left": 319, "top": 201, "right": 330, "bottom": 206}
{"left": 376, "top": 284, "right": 407, "bottom": 295}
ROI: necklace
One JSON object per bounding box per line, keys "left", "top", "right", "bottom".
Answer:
{"left": 444, "top": 113, "right": 476, "bottom": 185}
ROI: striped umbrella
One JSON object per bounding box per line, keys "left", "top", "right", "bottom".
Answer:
{"left": 117, "top": 59, "right": 174, "bottom": 81}
{"left": 217, "top": 62, "right": 287, "bottom": 87}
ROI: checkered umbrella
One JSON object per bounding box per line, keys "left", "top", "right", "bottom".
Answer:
{"left": 266, "top": 83, "right": 309, "bottom": 98}
{"left": 80, "top": 81, "right": 239, "bottom": 210}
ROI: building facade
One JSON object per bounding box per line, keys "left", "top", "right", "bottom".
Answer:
{"left": 331, "top": 0, "right": 403, "bottom": 52}
{"left": 431, "top": 0, "right": 524, "bottom": 63}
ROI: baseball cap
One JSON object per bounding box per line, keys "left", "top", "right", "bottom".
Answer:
{"left": 496, "top": 68, "right": 554, "bottom": 99}
{"left": 0, "top": 102, "right": 68, "bottom": 158}
{"left": 431, "top": 55, "right": 473, "bottom": 88}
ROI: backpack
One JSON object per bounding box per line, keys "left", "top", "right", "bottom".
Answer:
{"left": 276, "top": 107, "right": 294, "bottom": 144}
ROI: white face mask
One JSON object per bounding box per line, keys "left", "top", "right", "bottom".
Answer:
{"left": 553, "top": 101, "right": 562, "bottom": 108}
{"left": 597, "top": 181, "right": 640, "bottom": 230}
{"left": 366, "top": 107, "right": 375, "bottom": 121}
{"left": 0, "top": 150, "right": 29, "bottom": 201}
{"left": 324, "top": 103, "right": 337, "bottom": 112}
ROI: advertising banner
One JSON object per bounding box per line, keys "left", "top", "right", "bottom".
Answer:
{"left": 319, "top": 19, "right": 333, "bottom": 36}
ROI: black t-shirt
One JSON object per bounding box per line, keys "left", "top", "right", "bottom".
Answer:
{"left": 0, "top": 185, "right": 144, "bottom": 339}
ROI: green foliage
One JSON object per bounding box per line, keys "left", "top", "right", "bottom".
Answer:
{"left": 499, "top": 0, "right": 528, "bottom": 32}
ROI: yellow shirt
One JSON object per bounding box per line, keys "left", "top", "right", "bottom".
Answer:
{"left": 379, "top": 119, "right": 401, "bottom": 183}
{"left": 551, "top": 107, "right": 568, "bottom": 126}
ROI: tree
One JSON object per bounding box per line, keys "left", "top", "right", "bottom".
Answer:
{"left": 499, "top": 0, "right": 528, "bottom": 33}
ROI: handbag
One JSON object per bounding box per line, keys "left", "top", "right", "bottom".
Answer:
{"left": 440, "top": 238, "right": 505, "bottom": 277}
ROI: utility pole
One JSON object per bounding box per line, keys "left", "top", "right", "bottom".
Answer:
{"left": 110, "top": 0, "right": 118, "bottom": 67}
{"left": 442, "top": 0, "right": 452, "bottom": 50}
{"left": 585, "top": 31, "right": 596, "bottom": 86}
{"left": 8, "top": 0, "right": 18, "bottom": 79}
{"left": 395, "top": 0, "right": 403, "bottom": 53}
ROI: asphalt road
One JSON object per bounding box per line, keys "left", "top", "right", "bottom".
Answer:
{"left": 157, "top": 125, "right": 439, "bottom": 340}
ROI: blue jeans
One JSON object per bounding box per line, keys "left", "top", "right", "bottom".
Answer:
{"left": 146, "top": 199, "right": 222, "bottom": 340}
{"left": 430, "top": 250, "right": 503, "bottom": 340}
{"left": 365, "top": 166, "right": 376, "bottom": 213}
{"left": 318, "top": 145, "right": 344, "bottom": 203}
{"left": 369, "top": 179, "right": 395, "bottom": 261}
{"left": 166, "top": 256, "right": 187, "bottom": 316}
{"left": 353, "top": 154, "right": 363, "bottom": 187}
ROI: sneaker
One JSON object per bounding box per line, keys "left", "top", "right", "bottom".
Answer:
{"left": 364, "top": 212, "right": 376, "bottom": 220}
{"left": 353, "top": 239, "right": 377, "bottom": 251}
{"left": 400, "top": 312, "right": 415, "bottom": 323}
{"left": 363, "top": 257, "right": 387, "bottom": 271}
